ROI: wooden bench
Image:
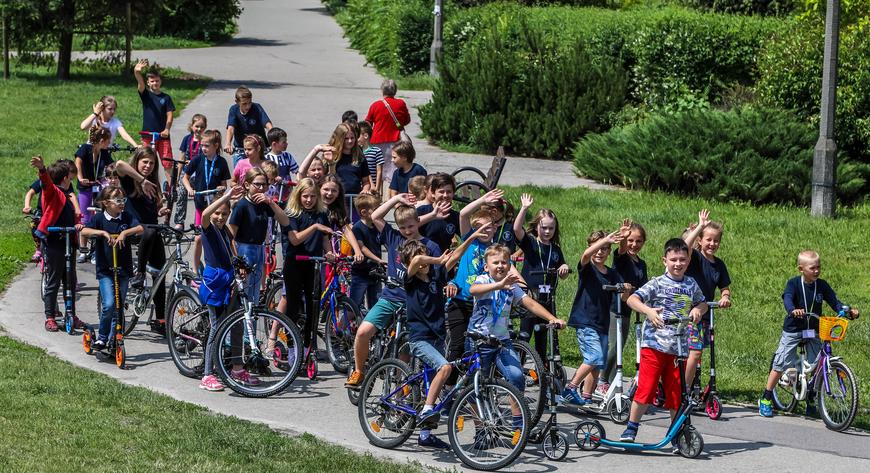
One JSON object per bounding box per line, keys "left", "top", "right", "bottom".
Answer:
{"left": 452, "top": 146, "right": 507, "bottom": 205}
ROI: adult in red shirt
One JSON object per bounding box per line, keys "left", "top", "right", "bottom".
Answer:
{"left": 365, "top": 79, "right": 411, "bottom": 193}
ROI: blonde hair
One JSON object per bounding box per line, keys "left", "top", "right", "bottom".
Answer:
{"left": 394, "top": 204, "right": 419, "bottom": 225}
{"left": 471, "top": 208, "right": 494, "bottom": 228}
{"left": 328, "top": 122, "right": 364, "bottom": 167}
{"left": 798, "top": 250, "right": 820, "bottom": 266}
{"left": 261, "top": 160, "right": 278, "bottom": 179}
{"left": 408, "top": 175, "right": 427, "bottom": 200}
{"left": 202, "top": 129, "right": 221, "bottom": 147}
{"left": 287, "top": 178, "right": 326, "bottom": 217}
{"left": 354, "top": 193, "right": 380, "bottom": 212}
{"left": 484, "top": 244, "right": 511, "bottom": 262}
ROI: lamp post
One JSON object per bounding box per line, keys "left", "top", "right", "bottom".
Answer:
{"left": 430, "top": 0, "right": 443, "bottom": 77}
{"left": 811, "top": 0, "right": 841, "bottom": 217}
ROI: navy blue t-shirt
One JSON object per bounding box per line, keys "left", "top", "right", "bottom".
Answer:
{"left": 406, "top": 265, "right": 449, "bottom": 344}
{"left": 227, "top": 103, "right": 270, "bottom": 148}
{"left": 87, "top": 211, "right": 139, "bottom": 279}
{"left": 612, "top": 252, "right": 648, "bottom": 316}
{"left": 518, "top": 234, "right": 565, "bottom": 295}
{"left": 389, "top": 163, "right": 427, "bottom": 193}
{"left": 686, "top": 249, "right": 731, "bottom": 322}
{"left": 491, "top": 222, "right": 517, "bottom": 252}
{"left": 335, "top": 153, "right": 370, "bottom": 195}
{"left": 139, "top": 89, "right": 175, "bottom": 133}
{"left": 567, "top": 262, "right": 623, "bottom": 334}
{"left": 179, "top": 133, "right": 205, "bottom": 161}
{"left": 120, "top": 175, "right": 158, "bottom": 225}
{"left": 782, "top": 276, "right": 843, "bottom": 333}
{"left": 229, "top": 197, "right": 272, "bottom": 245}
{"left": 30, "top": 179, "right": 43, "bottom": 213}
{"left": 185, "top": 154, "right": 231, "bottom": 210}
{"left": 351, "top": 220, "right": 382, "bottom": 277}
{"left": 380, "top": 224, "right": 441, "bottom": 302}
{"left": 283, "top": 210, "right": 329, "bottom": 257}
{"left": 418, "top": 205, "right": 460, "bottom": 255}
{"left": 75, "top": 143, "right": 114, "bottom": 182}
{"left": 201, "top": 224, "right": 233, "bottom": 271}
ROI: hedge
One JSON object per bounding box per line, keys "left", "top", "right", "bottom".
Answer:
{"left": 572, "top": 107, "right": 870, "bottom": 205}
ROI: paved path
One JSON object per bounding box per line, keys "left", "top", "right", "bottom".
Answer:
{"left": 4, "top": 1, "right": 868, "bottom": 472}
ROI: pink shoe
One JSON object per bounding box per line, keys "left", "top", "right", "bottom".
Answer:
{"left": 30, "top": 250, "right": 42, "bottom": 263}
{"left": 199, "top": 375, "right": 225, "bottom": 392}
{"left": 230, "top": 369, "right": 261, "bottom": 386}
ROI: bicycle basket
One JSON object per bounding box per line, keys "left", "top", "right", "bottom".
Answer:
{"left": 818, "top": 317, "right": 849, "bottom": 342}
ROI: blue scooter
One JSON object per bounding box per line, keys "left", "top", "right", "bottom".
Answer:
{"left": 573, "top": 316, "right": 704, "bottom": 458}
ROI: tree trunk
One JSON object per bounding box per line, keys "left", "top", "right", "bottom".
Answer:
{"left": 56, "top": 0, "right": 75, "bottom": 80}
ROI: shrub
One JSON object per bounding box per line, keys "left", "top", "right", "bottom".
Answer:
{"left": 680, "top": 0, "right": 796, "bottom": 15}
{"left": 421, "top": 17, "right": 627, "bottom": 157}
{"left": 149, "top": 1, "right": 242, "bottom": 41}
{"left": 756, "top": 19, "right": 870, "bottom": 163}
{"left": 573, "top": 107, "right": 869, "bottom": 205}
{"left": 396, "top": 3, "right": 434, "bottom": 75}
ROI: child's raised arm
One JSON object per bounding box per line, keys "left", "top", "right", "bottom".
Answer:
{"left": 418, "top": 199, "right": 449, "bottom": 226}
{"left": 133, "top": 59, "right": 147, "bottom": 93}
{"left": 445, "top": 222, "right": 491, "bottom": 272}
{"left": 114, "top": 161, "right": 159, "bottom": 199}
{"left": 371, "top": 193, "right": 412, "bottom": 233}
{"left": 683, "top": 209, "right": 710, "bottom": 263}
{"left": 459, "top": 188, "right": 503, "bottom": 236}
{"left": 22, "top": 188, "right": 36, "bottom": 214}
{"left": 513, "top": 193, "right": 533, "bottom": 242}
{"left": 520, "top": 296, "right": 566, "bottom": 328}
{"left": 616, "top": 218, "right": 632, "bottom": 256}
{"left": 200, "top": 186, "right": 244, "bottom": 230}
{"left": 297, "top": 144, "right": 333, "bottom": 180}
{"left": 580, "top": 229, "right": 623, "bottom": 267}
{"left": 80, "top": 102, "right": 102, "bottom": 130}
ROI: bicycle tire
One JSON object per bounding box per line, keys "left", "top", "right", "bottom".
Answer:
{"left": 358, "top": 358, "right": 417, "bottom": 448}
{"left": 818, "top": 359, "right": 858, "bottom": 432}
{"left": 487, "top": 340, "right": 546, "bottom": 428}
{"left": 166, "top": 289, "right": 208, "bottom": 378}
{"left": 123, "top": 287, "right": 151, "bottom": 336}
{"left": 772, "top": 365, "right": 799, "bottom": 413}
{"left": 211, "top": 308, "right": 303, "bottom": 397}
{"left": 447, "top": 378, "right": 531, "bottom": 471}
{"left": 325, "top": 295, "right": 362, "bottom": 374}
{"left": 263, "top": 280, "right": 283, "bottom": 312}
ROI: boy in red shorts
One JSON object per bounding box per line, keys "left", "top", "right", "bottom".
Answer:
{"left": 134, "top": 59, "right": 175, "bottom": 169}
{"left": 622, "top": 238, "right": 707, "bottom": 443}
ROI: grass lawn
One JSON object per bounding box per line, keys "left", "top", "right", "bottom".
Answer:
{"left": 0, "top": 62, "right": 209, "bottom": 291}
{"left": 499, "top": 186, "right": 870, "bottom": 428}
{"left": 0, "top": 335, "right": 423, "bottom": 473}
{"left": 70, "top": 35, "right": 218, "bottom": 51}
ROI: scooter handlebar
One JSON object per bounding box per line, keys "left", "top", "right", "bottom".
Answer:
{"left": 47, "top": 226, "right": 77, "bottom": 233}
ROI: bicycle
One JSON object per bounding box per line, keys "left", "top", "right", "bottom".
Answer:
{"left": 208, "top": 256, "right": 304, "bottom": 397}
{"left": 83, "top": 235, "right": 127, "bottom": 368}
{"left": 358, "top": 331, "right": 531, "bottom": 471}
{"left": 772, "top": 308, "right": 859, "bottom": 431}
{"left": 293, "top": 254, "right": 362, "bottom": 378}
{"left": 126, "top": 224, "right": 200, "bottom": 336}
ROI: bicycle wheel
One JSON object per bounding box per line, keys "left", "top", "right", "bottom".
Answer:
{"left": 772, "top": 367, "right": 799, "bottom": 413}
{"left": 325, "top": 295, "right": 361, "bottom": 374}
{"left": 263, "top": 280, "right": 283, "bottom": 312}
{"left": 487, "top": 340, "right": 546, "bottom": 428}
{"left": 123, "top": 287, "right": 151, "bottom": 336}
{"left": 818, "top": 359, "right": 858, "bottom": 432}
{"left": 448, "top": 378, "right": 531, "bottom": 471}
{"left": 358, "top": 358, "right": 417, "bottom": 449}
{"left": 166, "top": 289, "right": 208, "bottom": 378}
{"left": 211, "top": 308, "right": 303, "bottom": 397}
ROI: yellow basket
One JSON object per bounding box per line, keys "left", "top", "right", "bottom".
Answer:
{"left": 818, "top": 316, "right": 849, "bottom": 342}
{"left": 340, "top": 237, "right": 353, "bottom": 257}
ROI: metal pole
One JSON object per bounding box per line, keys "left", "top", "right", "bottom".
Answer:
{"left": 429, "top": 0, "right": 443, "bottom": 77}
{"left": 811, "top": 0, "right": 841, "bottom": 217}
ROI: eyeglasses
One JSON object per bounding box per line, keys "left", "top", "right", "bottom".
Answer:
{"left": 105, "top": 198, "right": 125, "bottom": 205}
{"left": 250, "top": 182, "right": 269, "bottom": 188}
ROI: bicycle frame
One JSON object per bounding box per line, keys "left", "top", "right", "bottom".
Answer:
{"left": 131, "top": 227, "right": 196, "bottom": 321}
{"left": 380, "top": 350, "right": 483, "bottom": 417}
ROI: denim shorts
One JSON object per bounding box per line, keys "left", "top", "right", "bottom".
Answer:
{"left": 410, "top": 339, "right": 448, "bottom": 371}
{"left": 771, "top": 330, "right": 822, "bottom": 372}
{"left": 576, "top": 326, "right": 608, "bottom": 369}
{"left": 363, "top": 298, "right": 403, "bottom": 331}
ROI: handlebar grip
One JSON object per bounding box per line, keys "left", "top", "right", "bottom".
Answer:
{"left": 663, "top": 318, "right": 682, "bottom": 326}
{"left": 295, "top": 255, "right": 325, "bottom": 262}
{"left": 194, "top": 189, "right": 221, "bottom": 196}
{"left": 602, "top": 283, "right": 626, "bottom": 292}
{"left": 708, "top": 301, "right": 720, "bottom": 309}
{"left": 47, "top": 226, "right": 77, "bottom": 233}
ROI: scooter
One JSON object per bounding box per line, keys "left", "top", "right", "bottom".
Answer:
{"left": 691, "top": 301, "right": 723, "bottom": 419}
{"left": 575, "top": 284, "right": 631, "bottom": 423}
{"left": 83, "top": 237, "right": 126, "bottom": 368}
{"left": 47, "top": 226, "right": 79, "bottom": 334}
{"left": 526, "top": 322, "right": 570, "bottom": 460}
{"left": 574, "top": 317, "right": 705, "bottom": 459}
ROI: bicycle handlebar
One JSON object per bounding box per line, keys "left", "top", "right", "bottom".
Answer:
{"left": 465, "top": 330, "right": 503, "bottom": 348}
{"left": 47, "top": 226, "right": 77, "bottom": 233}
{"left": 533, "top": 322, "right": 564, "bottom": 332}
{"left": 143, "top": 223, "right": 199, "bottom": 236}
{"left": 294, "top": 255, "right": 355, "bottom": 263}
{"left": 529, "top": 268, "right": 572, "bottom": 276}
{"left": 194, "top": 189, "right": 222, "bottom": 196}
{"left": 603, "top": 283, "right": 628, "bottom": 293}
{"left": 107, "top": 144, "right": 137, "bottom": 153}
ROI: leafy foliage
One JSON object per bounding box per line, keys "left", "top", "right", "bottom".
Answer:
{"left": 573, "top": 106, "right": 869, "bottom": 205}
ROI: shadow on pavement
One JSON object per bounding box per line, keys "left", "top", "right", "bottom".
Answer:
{"left": 224, "top": 37, "right": 290, "bottom": 48}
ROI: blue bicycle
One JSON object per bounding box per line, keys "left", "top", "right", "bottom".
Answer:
{"left": 357, "top": 331, "right": 530, "bottom": 471}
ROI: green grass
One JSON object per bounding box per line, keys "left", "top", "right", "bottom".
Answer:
{"left": 499, "top": 185, "right": 870, "bottom": 428}
{"left": 70, "top": 35, "right": 218, "bottom": 51}
{"left": 394, "top": 72, "right": 439, "bottom": 91}
{"left": 0, "top": 62, "right": 210, "bottom": 292}
{"left": 0, "top": 335, "right": 423, "bottom": 473}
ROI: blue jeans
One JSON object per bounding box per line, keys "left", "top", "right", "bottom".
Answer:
{"left": 235, "top": 242, "right": 264, "bottom": 304}
{"left": 232, "top": 149, "right": 245, "bottom": 169}
{"left": 98, "top": 275, "right": 129, "bottom": 342}
{"left": 349, "top": 274, "right": 381, "bottom": 311}
{"left": 410, "top": 338, "right": 448, "bottom": 371}
{"left": 469, "top": 338, "right": 525, "bottom": 392}
{"left": 576, "top": 326, "right": 608, "bottom": 369}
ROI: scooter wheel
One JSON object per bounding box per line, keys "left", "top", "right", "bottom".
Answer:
{"left": 306, "top": 356, "right": 317, "bottom": 380}
{"left": 65, "top": 314, "right": 74, "bottom": 334}
{"left": 676, "top": 425, "right": 704, "bottom": 458}
{"left": 608, "top": 395, "right": 631, "bottom": 424}
{"left": 574, "top": 421, "right": 604, "bottom": 451}
{"left": 116, "top": 344, "right": 126, "bottom": 369}
{"left": 83, "top": 329, "right": 94, "bottom": 355}
{"left": 706, "top": 395, "right": 722, "bottom": 420}
{"left": 542, "top": 429, "right": 569, "bottom": 461}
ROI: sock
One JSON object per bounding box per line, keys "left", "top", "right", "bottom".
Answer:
{"left": 566, "top": 382, "right": 578, "bottom": 390}
{"left": 762, "top": 389, "right": 773, "bottom": 401}
{"left": 627, "top": 421, "right": 639, "bottom": 431}
{"left": 420, "top": 429, "right": 431, "bottom": 441}
{"left": 421, "top": 405, "right": 434, "bottom": 414}
{"left": 512, "top": 415, "right": 523, "bottom": 429}
{"left": 582, "top": 392, "right": 592, "bottom": 400}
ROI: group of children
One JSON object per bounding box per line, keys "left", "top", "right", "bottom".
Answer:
{"left": 24, "top": 61, "right": 861, "bottom": 451}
